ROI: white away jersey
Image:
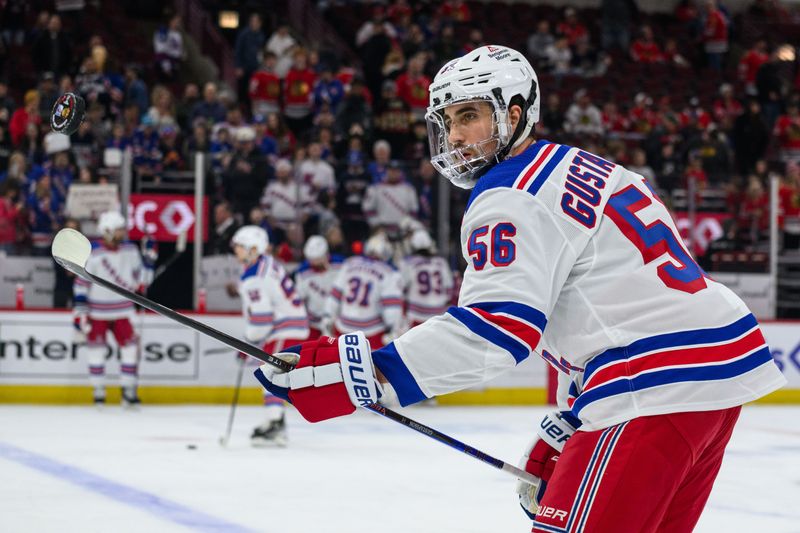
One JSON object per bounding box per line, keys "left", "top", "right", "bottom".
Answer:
{"left": 326, "top": 256, "right": 404, "bottom": 336}
{"left": 362, "top": 182, "right": 419, "bottom": 230}
{"left": 261, "top": 180, "right": 314, "bottom": 226}
{"left": 294, "top": 255, "right": 344, "bottom": 330}
{"left": 239, "top": 255, "right": 309, "bottom": 344}
{"left": 399, "top": 254, "right": 454, "bottom": 324}
{"left": 74, "top": 241, "right": 152, "bottom": 320}
{"left": 372, "top": 140, "right": 786, "bottom": 431}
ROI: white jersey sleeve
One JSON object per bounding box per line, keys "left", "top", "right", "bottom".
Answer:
{"left": 240, "top": 267, "right": 276, "bottom": 345}
{"left": 379, "top": 269, "right": 404, "bottom": 331}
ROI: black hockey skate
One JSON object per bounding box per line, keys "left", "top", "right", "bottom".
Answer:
{"left": 121, "top": 387, "right": 141, "bottom": 409}
{"left": 250, "top": 415, "right": 287, "bottom": 447}
{"left": 93, "top": 389, "right": 106, "bottom": 406}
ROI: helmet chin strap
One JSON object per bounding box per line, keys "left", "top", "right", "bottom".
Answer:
{"left": 491, "top": 80, "right": 538, "bottom": 163}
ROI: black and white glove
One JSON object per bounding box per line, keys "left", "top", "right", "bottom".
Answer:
{"left": 515, "top": 411, "right": 577, "bottom": 520}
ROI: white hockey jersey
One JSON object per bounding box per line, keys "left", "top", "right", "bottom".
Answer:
{"left": 362, "top": 182, "right": 419, "bottom": 231}
{"left": 239, "top": 255, "right": 309, "bottom": 344}
{"left": 261, "top": 180, "right": 314, "bottom": 226}
{"left": 372, "top": 140, "right": 786, "bottom": 431}
{"left": 74, "top": 241, "right": 152, "bottom": 320}
{"left": 294, "top": 254, "right": 345, "bottom": 330}
{"left": 399, "top": 254, "right": 454, "bottom": 324}
{"left": 326, "top": 256, "right": 404, "bottom": 336}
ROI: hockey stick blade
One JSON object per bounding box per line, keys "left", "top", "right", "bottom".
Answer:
{"left": 51, "top": 229, "right": 538, "bottom": 485}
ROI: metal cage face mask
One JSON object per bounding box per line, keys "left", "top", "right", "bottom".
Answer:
{"left": 425, "top": 96, "right": 513, "bottom": 189}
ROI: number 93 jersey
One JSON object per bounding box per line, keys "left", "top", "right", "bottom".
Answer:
{"left": 373, "top": 140, "right": 785, "bottom": 431}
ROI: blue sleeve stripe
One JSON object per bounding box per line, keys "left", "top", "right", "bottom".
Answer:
{"left": 584, "top": 314, "right": 758, "bottom": 382}
{"left": 527, "top": 144, "right": 571, "bottom": 197}
{"left": 447, "top": 306, "right": 530, "bottom": 364}
{"left": 74, "top": 295, "right": 88, "bottom": 303}
{"left": 572, "top": 346, "right": 774, "bottom": 417}
{"left": 371, "top": 342, "right": 427, "bottom": 406}
{"left": 466, "top": 301, "right": 547, "bottom": 331}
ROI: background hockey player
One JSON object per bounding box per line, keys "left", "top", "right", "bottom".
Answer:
{"left": 324, "top": 232, "right": 404, "bottom": 349}
{"left": 73, "top": 210, "right": 156, "bottom": 406}
{"left": 231, "top": 225, "right": 309, "bottom": 446}
{"left": 294, "top": 235, "right": 343, "bottom": 340}
{"left": 399, "top": 229, "right": 454, "bottom": 328}
{"left": 253, "top": 45, "right": 786, "bottom": 532}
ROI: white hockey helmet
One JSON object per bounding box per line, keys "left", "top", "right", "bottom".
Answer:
{"left": 303, "top": 235, "right": 329, "bottom": 260}
{"left": 410, "top": 230, "right": 434, "bottom": 252}
{"left": 231, "top": 225, "right": 269, "bottom": 255}
{"left": 97, "top": 210, "right": 126, "bottom": 235}
{"left": 425, "top": 45, "right": 540, "bottom": 189}
{"left": 364, "top": 232, "right": 392, "bottom": 261}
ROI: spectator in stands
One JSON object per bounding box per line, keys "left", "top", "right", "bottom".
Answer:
{"left": 9, "top": 90, "right": 40, "bottom": 147}
{"left": 601, "top": 101, "right": 630, "bottom": 136}
{"left": 313, "top": 64, "right": 345, "bottom": 115}
{"left": 653, "top": 142, "right": 684, "bottom": 193}
{"left": 628, "top": 92, "right": 657, "bottom": 136}
{"left": 434, "top": 24, "right": 460, "bottom": 63}
{"left": 207, "top": 201, "right": 240, "bottom": 256}
{"left": 235, "top": 13, "right": 266, "bottom": 107}
{"left": 283, "top": 48, "right": 317, "bottom": 137}
{"left": 209, "top": 125, "right": 234, "bottom": 176}
{"left": 174, "top": 83, "right": 198, "bottom": 132}
{"left": 131, "top": 114, "right": 162, "bottom": 185}
{"left": 684, "top": 154, "right": 708, "bottom": 190}
{"left": 712, "top": 83, "right": 743, "bottom": 129}
{"left": 355, "top": 6, "right": 397, "bottom": 48}
{"left": 337, "top": 148, "right": 370, "bottom": 245}
{"left": 2, "top": 0, "right": 28, "bottom": 47}
{"left": 630, "top": 26, "right": 663, "bottom": 63}
{"left": 540, "top": 93, "right": 565, "bottom": 137}
{"left": 558, "top": 7, "right": 589, "bottom": 47}
{"left": 26, "top": 173, "right": 61, "bottom": 255}
{"left": 404, "top": 119, "right": 429, "bottom": 161}
{"left": 223, "top": 127, "right": 270, "bottom": 218}
{"left": 362, "top": 160, "right": 418, "bottom": 234}
{"left": 32, "top": 14, "right": 72, "bottom": 78}
{"left": 732, "top": 98, "right": 770, "bottom": 175}
{"left": 691, "top": 125, "right": 733, "bottom": 184}
{"left": 158, "top": 125, "right": 185, "bottom": 173}
{"left": 438, "top": 0, "right": 471, "bottom": 25}
{"left": 702, "top": 0, "right": 729, "bottom": 70}
{"left": 153, "top": 14, "right": 184, "bottom": 81}
{"left": 266, "top": 111, "right": 296, "bottom": 158}
{"left": 564, "top": 89, "right": 604, "bottom": 138}
{"left": 367, "top": 139, "right": 392, "bottom": 184}
{"left": 21, "top": 122, "right": 44, "bottom": 165}
{"left": 252, "top": 114, "right": 277, "bottom": 160}
{"left": 460, "top": 28, "right": 485, "bottom": 55}
{"left": 773, "top": 97, "right": 800, "bottom": 164}
{"left": 250, "top": 52, "right": 281, "bottom": 119}
{"left": 192, "top": 82, "right": 226, "bottom": 125}
{"left": 374, "top": 80, "right": 411, "bottom": 155}
{"left": 628, "top": 148, "right": 657, "bottom": 187}
{"left": 0, "top": 179, "right": 23, "bottom": 254}
{"left": 267, "top": 24, "right": 297, "bottom": 79}
{"left": 0, "top": 81, "right": 15, "bottom": 125}
{"left": 662, "top": 38, "right": 691, "bottom": 68}
{"left": 335, "top": 78, "right": 372, "bottom": 140}
{"left": 0, "top": 151, "right": 40, "bottom": 186}
{"left": 261, "top": 158, "right": 313, "bottom": 243}
{"left": 37, "top": 72, "right": 59, "bottom": 122}
{"left": 755, "top": 49, "right": 788, "bottom": 129}
{"left": 739, "top": 40, "right": 769, "bottom": 96}
{"left": 395, "top": 53, "right": 430, "bottom": 122}
{"left": 601, "top": 0, "right": 636, "bottom": 52}
{"left": 779, "top": 162, "right": 800, "bottom": 249}
{"left": 123, "top": 65, "right": 149, "bottom": 118}
{"left": 544, "top": 36, "right": 572, "bottom": 77}
{"left": 145, "top": 85, "right": 177, "bottom": 128}
{"left": 298, "top": 141, "right": 336, "bottom": 194}
{"left": 0, "top": 124, "right": 12, "bottom": 171}
{"left": 527, "top": 20, "right": 555, "bottom": 68}
{"left": 184, "top": 118, "right": 210, "bottom": 159}
{"left": 381, "top": 45, "right": 406, "bottom": 86}
{"left": 412, "top": 159, "right": 439, "bottom": 232}
{"left": 738, "top": 175, "right": 769, "bottom": 243}
{"left": 571, "top": 39, "right": 609, "bottom": 78}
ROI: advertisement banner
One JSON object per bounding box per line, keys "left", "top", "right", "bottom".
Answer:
{"left": 65, "top": 183, "right": 120, "bottom": 219}
{"left": 674, "top": 211, "right": 731, "bottom": 256}
{"left": 0, "top": 257, "right": 55, "bottom": 308}
{"left": 128, "top": 194, "right": 208, "bottom": 242}
{"left": 200, "top": 255, "right": 243, "bottom": 312}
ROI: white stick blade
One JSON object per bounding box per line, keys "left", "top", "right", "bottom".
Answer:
{"left": 52, "top": 228, "right": 92, "bottom": 276}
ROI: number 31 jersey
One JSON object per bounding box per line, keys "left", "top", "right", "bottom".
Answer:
{"left": 373, "top": 140, "right": 786, "bottom": 431}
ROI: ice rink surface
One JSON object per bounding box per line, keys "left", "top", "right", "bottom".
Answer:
{"left": 1, "top": 404, "right": 799, "bottom": 533}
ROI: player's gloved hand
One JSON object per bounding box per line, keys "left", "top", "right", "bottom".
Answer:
{"left": 253, "top": 332, "right": 397, "bottom": 423}
{"left": 515, "top": 411, "right": 577, "bottom": 520}
{"left": 140, "top": 235, "right": 158, "bottom": 268}
{"left": 72, "top": 312, "right": 90, "bottom": 343}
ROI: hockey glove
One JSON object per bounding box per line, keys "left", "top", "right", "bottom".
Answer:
{"left": 253, "top": 332, "right": 397, "bottom": 423}
{"left": 141, "top": 235, "right": 158, "bottom": 268}
{"left": 72, "top": 312, "right": 90, "bottom": 343}
{"left": 516, "top": 411, "right": 577, "bottom": 520}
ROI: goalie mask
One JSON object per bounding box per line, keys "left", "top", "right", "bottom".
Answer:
{"left": 425, "top": 45, "right": 540, "bottom": 189}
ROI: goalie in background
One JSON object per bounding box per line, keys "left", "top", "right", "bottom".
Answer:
{"left": 73, "top": 210, "right": 156, "bottom": 406}
{"left": 231, "top": 225, "right": 309, "bottom": 446}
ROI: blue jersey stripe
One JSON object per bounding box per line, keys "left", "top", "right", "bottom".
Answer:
{"left": 447, "top": 306, "right": 531, "bottom": 364}
{"left": 583, "top": 314, "right": 758, "bottom": 382}
{"left": 573, "top": 346, "right": 774, "bottom": 416}
{"left": 467, "top": 301, "right": 547, "bottom": 331}
{"left": 527, "top": 144, "right": 571, "bottom": 196}
{"left": 372, "top": 342, "right": 428, "bottom": 406}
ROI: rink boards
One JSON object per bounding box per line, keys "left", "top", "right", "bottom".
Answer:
{"left": 0, "top": 310, "right": 799, "bottom": 404}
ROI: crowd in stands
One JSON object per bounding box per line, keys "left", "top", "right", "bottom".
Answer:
{"left": 0, "top": 0, "right": 799, "bottom": 270}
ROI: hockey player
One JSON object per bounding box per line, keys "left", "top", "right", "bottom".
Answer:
{"left": 399, "top": 230, "right": 454, "bottom": 328}
{"left": 253, "top": 45, "right": 786, "bottom": 532}
{"left": 231, "top": 225, "right": 309, "bottom": 446}
{"left": 73, "top": 210, "right": 155, "bottom": 406}
{"left": 325, "top": 232, "right": 404, "bottom": 349}
{"left": 294, "top": 235, "right": 344, "bottom": 340}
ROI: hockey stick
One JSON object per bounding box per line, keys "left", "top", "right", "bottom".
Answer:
{"left": 219, "top": 356, "right": 246, "bottom": 447}
{"left": 52, "top": 228, "right": 538, "bottom": 485}
{"left": 151, "top": 230, "right": 188, "bottom": 282}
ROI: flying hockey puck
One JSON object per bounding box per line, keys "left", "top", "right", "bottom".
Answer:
{"left": 50, "top": 92, "right": 86, "bottom": 135}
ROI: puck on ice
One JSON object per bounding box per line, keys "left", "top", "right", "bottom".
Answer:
{"left": 186, "top": 444, "right": 197, "bottom": 450}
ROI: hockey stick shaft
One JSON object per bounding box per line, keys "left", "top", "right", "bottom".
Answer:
{"left": 53, "top": 229, "right": 535, "bottom": 483}
{"left": 220, "top": 356, "right": 246, "bottom": 447}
